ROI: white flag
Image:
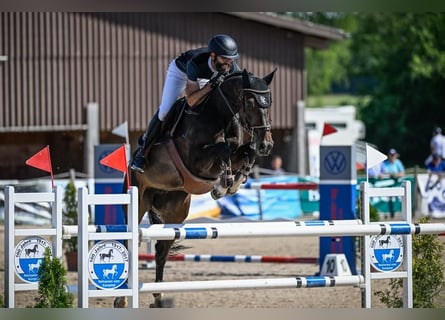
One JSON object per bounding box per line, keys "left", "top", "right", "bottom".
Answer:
{"left": 366, "top": 144, "right": 387, "bottom": 170}
{"left": 112, "top": 121, "right": 129, "bottom": 143}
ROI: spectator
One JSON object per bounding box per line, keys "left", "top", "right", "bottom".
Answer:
{"left": 424, "top": 153, "right": 445, "bottom": 193}
{"left": 380, "top": 148, "right": 405, "bottom": 179}
{"left": 380, "top": 148, "right": 405, "bottom": 219}
{"left": 425, "top": 126, "right": 445, "bottom": 166}
{"left": 426, "top": 152, "right": 445, "bottom": 177}
{"left": 270, "top": 155, "right": 285, "bottom": 175}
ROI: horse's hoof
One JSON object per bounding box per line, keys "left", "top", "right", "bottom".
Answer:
{"left": 113, "top": 296, "right": 128, "bottom": 308}
{"left": 210, "top": 190, "right": 221, "bottom": 200}
{"left": 150, "top": 298, "right": 174, "bottom": 308}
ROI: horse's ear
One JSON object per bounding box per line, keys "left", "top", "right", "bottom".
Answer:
{"left": 263, "top": 67, "right": 277, "bottom": 85}
{"left": 242, "top": 69, "right": 250, "bottom": 88}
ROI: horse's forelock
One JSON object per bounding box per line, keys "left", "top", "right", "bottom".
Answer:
{"left": 249, "top": 76, "right": 269, "bottom": 91}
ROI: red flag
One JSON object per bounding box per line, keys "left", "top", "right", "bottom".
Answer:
{"left": 99, "top": 144, "right": 130, "bottom": 188}
{"left": 25, "top": 145, "right": 54, "bottom": 188}
{"left": 322, "top": 123, "right": 338, "bottom": 137}
{"left": 100, "top": 145, "right": 127, "bottom": 173}
{"left": 356, "top": 162, "right": 365, "bottom": 170}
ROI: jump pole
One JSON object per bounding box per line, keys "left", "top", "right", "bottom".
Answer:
{"left": 138, "top": 253, "right": 319, "bottom": 264}
{"left": 138, "top": 220, "right": 445, "bottom": 240}
{"left": 241, "top": 182, "right": 318, "bottom": 190}
{"left": 63, "top": 219, "right": 363, "bottom": 238}
{"left": 139, "top": 275, "right": 364, "bottom": 293}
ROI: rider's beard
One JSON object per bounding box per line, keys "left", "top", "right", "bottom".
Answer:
{"left": 214, "top": 59, "right": 230, "bottom": 73}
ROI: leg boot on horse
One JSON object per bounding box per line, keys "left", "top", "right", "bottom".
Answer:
{"left": 131, "top": 112, "right": 162, "bottom": 173}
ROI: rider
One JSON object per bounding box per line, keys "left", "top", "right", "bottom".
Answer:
{"left": 130, "top": 34, "right": 242, "bottom": 173}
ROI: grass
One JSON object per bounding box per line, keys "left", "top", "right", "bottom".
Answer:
{"left": 307, "top": 94, "right": 371, "bottom": 108}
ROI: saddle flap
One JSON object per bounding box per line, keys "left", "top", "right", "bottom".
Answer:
{"left": 166, "top": 139, "right": 218, "bottom": 194}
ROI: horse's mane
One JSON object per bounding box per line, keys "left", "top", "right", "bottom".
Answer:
{"left": 224, "top": 70, "right": 252, "bottom": 81}
{"left": 224, "top": 70, "right": 268, "bottom": 91}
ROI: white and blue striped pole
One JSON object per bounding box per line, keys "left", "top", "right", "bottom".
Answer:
{"left": 138, "top": 275, "right": 365, "bottom": 293}
{"left": 139, "top": 221, "right": 445, "bottom": 241}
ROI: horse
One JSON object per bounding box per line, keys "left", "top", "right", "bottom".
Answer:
{"left": 378, "top": 236, "right": 391, "bottom": 248}
{"left": 25, "top": 244, "right": 39, "bottom": 257}
{"left": 116, "top": 68, "right": 276, "bottom": 308}
{"left": 99, "top": 249, "right": 114, "bottom": 262}
{"left": 28, "top": 259, "right": 42, "bottom": 273}
{"left": 103, "top": 264, "right": 119, "bottom": 279}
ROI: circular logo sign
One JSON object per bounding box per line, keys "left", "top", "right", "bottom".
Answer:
{"left": 369, "top": 234, "right": 404, "bottom": 272}
{"left": 88, "top": 240, "right": 129, "bottom": 290}
{"left": 14, "top": 236, "right": 52, "bottom": 283}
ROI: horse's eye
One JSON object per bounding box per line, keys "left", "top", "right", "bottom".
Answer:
{"left": 247, "top": 98, "right": 256, "bottom": 109}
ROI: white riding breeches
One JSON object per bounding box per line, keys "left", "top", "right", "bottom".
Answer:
{"left": 157, "top": 60, "right": 188, "bottom": 121}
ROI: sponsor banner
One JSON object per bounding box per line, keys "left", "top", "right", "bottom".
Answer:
{"left": 416, "top": 173, "right": 445, "bottom": 218}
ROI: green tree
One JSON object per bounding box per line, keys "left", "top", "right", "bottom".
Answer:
{"left": 350, "top": 13, "right": 445, "bottom": 166}
{"left": 281, "top": 13, "right": 358, "bottom": 99}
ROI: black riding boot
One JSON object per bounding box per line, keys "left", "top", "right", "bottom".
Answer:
{"left": 130, "top": 113, "right": 162, "bottom": 173}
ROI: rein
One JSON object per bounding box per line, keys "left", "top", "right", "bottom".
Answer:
{"left": 215, "top": 84, "right": 272, "bottom": 135}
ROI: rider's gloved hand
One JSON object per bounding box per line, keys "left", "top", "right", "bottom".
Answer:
{"left": 209, "top": 71, "right": 226, "bottom": 88}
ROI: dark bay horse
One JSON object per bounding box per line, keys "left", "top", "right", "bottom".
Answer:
{"left": 119, "top": 69, "right": 276, "bottom": 307}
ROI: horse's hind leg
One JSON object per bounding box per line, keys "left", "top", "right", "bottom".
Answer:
{"left": 149, "top": 191, "right": 190, "bottom": 308}
{"left": 150, "top": 239, "right": 175, "bottom": 308}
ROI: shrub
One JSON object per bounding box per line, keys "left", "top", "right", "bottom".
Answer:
{"left": 374, "top": 216, "right": 445, "bottom": 307}
{"left": 32, "top": 248, "right": 74, "bottom": 308}
{"left": 63, "top": 180, "right": 78, "bottom": 253}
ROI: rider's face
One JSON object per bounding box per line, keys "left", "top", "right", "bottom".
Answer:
{"left": 213, "top": 54, "right": 233, "bottom": 73}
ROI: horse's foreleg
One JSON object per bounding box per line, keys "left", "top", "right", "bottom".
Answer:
{"left": 228, "top": 156, "right": 255, "bottom": 195}
{"left": 211, "top": 161, "right": 234, "bottom": 200}
{"left": 150, "top": 239, "right": 174, "bottom": 308}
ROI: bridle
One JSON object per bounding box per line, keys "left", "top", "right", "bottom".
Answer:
{"left": 216, "top": 78, "right": 272, "bottom": 145}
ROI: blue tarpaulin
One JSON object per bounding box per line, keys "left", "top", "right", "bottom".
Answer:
{"left": 217, "top": 175, "right": 303, "bottom": 220}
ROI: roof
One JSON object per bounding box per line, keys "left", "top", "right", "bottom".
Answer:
{"left": 226, "top": 12, "right": 348, "bottom": 43}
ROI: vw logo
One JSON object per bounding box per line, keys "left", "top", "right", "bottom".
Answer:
{"left": 324, "top": 151, "right": 346, "bottom": 175}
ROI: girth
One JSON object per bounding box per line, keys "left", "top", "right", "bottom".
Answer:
{"left": 165, "top": 138, "right": 219, "bottom": 194}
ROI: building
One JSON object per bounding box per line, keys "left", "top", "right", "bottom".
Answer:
{"left": 0, "top": 12, "right": 346, "bottom": 179}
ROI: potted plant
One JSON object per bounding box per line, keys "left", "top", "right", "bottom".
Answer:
{"left": 63, "top": 179, "right": 78, "bottom": 271}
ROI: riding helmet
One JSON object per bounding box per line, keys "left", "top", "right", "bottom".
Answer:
{"left": 208, "top": 34, "right": 240, "bottom": 59}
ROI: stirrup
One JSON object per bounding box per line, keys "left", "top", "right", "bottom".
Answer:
{"left": 130, "top": 156, "right": 146, "bottom": 173}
